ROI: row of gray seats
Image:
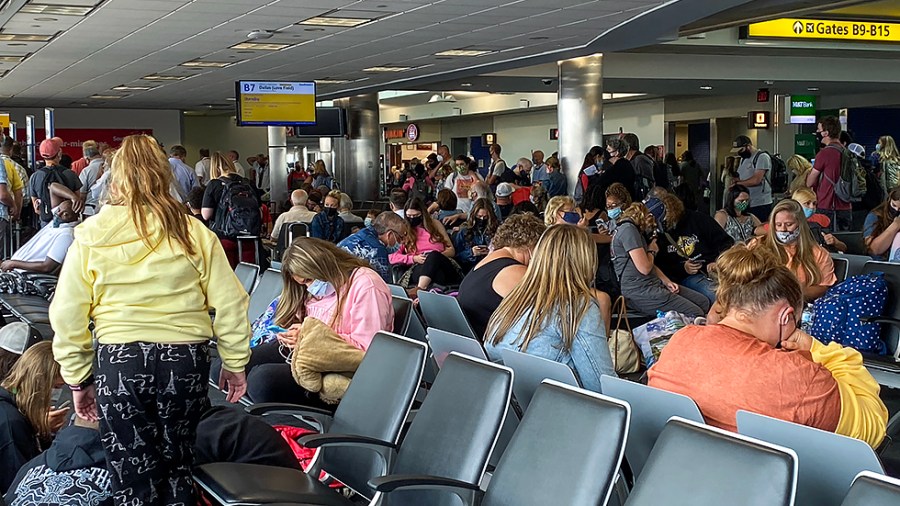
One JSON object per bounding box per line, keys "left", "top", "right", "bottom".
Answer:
{"left": 193, "top": 330, "right": 900, "bottom": 505}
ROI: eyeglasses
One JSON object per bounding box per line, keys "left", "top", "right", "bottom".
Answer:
{"left": 389, "top": 229, "right": 407, "bottom": 239}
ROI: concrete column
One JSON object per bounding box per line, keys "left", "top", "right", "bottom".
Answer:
{"left": 267, "top": 126, "right": 288, "bottom": 211}
{"left": 558, "top": 54, "right": 604, "bottom": 198}
{"left": 333, "top": 93, "right": 380, "bottom": 202}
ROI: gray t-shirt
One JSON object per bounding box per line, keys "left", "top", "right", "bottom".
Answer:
{"left": 736, "top": 150, "right": 772, "bottom": 207}
{"left": 490, "top": 159, "right": 508, "bottom": 177}
{"left": 611, "top": 221, "right": 662, "bottom": 295}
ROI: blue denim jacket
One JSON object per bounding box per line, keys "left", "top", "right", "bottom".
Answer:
{"left": 484, "top": 302, "right": 614, "bottom": 393}
{"left": 452, "top": 226, "right": 491, "bottom": 268}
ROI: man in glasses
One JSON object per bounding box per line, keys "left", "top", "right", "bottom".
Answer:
{"left": 338, "top": 211, "right": 408, "bottom": 283}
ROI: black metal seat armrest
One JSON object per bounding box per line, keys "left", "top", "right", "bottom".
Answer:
{"left": 859, "top": 316, "right": 900, "bottom": 327}
{"left": 368, "top": 474, "right": 481, "bottom": 505}
{"left": 245, "top": 402, "right": 334, "bottom": 430}
{"left": 297, "top": 433, "right": 396, "bottom": 450}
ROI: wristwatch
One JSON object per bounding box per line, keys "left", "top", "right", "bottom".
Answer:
{"left": 68, "top": 374, "right": 94, "bottom": 392}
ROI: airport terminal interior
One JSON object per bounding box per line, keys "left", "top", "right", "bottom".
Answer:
{"left": 5, "top": 0, "right": 900, "bottom": 504}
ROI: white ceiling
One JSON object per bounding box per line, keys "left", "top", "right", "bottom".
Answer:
{"left": 0, "top": 0, "right": 674, "bottom": 108}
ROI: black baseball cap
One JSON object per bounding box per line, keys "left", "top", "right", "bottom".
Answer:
{"left": 731, "top": 135, "right": 752, "bottom": 152}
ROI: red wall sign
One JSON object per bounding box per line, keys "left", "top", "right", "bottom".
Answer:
{"left": 14, "top": 128, "right": 154, "bottom": 160}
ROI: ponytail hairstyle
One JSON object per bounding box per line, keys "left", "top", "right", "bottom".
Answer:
{"left": 715, "top": 243, "right": 803, "bottom": 317}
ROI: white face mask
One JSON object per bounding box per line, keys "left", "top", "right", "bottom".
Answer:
{"left": 776, "top": 229, "right": 800, "bottom": 244}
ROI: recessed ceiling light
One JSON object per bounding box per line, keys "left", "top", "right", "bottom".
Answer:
{"left": 229, "top": 42, "right": 292, "bottom": 51}
{"left": 298, "top": 16, "right": 372, "bottom": 27}
{"left": 363, "top": 65, "right": 411, "bottom": 72}
{"left": 316, "top": 79, "right": 351, "bottom": 84}
{"left": 225, "top": 97, "right": 236, "bottom": 101}
{"left": 180, "top": 60, "right": 232, "bottom": 68}
{"left": 34, "top": 17, "right": 57, "bottom": 22}
{"left": 0, "top": 56, "right": 25, "bottom": 63}
{"left": 0, "top": 33, "right": 53, "bottom": 42}
{"left": 807, "top": 87, "right": 819, "bottom": 91}
{"left": 303, "top": 28, "right": 325, "bottom": 32}
{"left": 112, "top": 85, "right": 155, "bottom": 91}
{"left": 460, "top": 83, "right": 472, "bottom": 87}
{"left": 20, "top": 4, "right": 93, "bottom": 16}
{"left": 142, "top": 75, "right": 186, "bottom": 81}
{"left": 90, "top": 95, "right": 126, "bottom": 99}
{"left": 700, "top": 85, "right": 713, "bottom": 90}
{"left": 529, "top": 36, "right": 549, "bottom": 40}
{"left": 434, "top": 49, "right": 495, "bottom": 57}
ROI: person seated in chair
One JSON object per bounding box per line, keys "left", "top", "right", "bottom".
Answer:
{"left": 1, "top": 182, "right": 81, "bottom": 274}
{"left": 338, "top": 211, "right": 408, "bottom": 284}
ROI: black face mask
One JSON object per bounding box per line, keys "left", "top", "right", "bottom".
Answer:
{"left": 815, "top": 132, "right": 825, "bottom": 147}
{"left": 474, "top": 217, "right": 488, "bottom": 229}
{"left": 889, "top": 206, "right": 900, "bottom": 219}
{"left": 738, "top": 148, "right": 752, "bottom": 159}
{"left": 324, "top": 207, "right": 338, "bottom": 218}
{"left": 408, "top": 216, "right": 423, "bottom": 228}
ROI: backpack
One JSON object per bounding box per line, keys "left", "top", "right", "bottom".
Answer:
{"left": 822, "top": 145, "right": 866, "bottom": 203}
{"left": 810, "top": 272, "right": 888, "bottom": 354}
{"left": 210, "top": 176, "right": 262, "bottom": 238}
{"left": 37, "top": 166, "right": 68, "bottom": 222}
{"left": 861, "top": 159, "right": 885, "bottom": 211}
{"left": 632, "top": 153, "right": 655, "bottom": 200}
{"left": 409, "top": 177, "right": 430, "bottom": 202}
{"left": 751, "top": 151, "right": 788, "bottom": 195}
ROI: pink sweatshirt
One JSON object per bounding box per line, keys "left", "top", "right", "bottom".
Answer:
{"left": 389, "top": 226, "right": 446, "bottom": 266}
{"left": 302, "top": 267, "right": 394, "bottom": 350}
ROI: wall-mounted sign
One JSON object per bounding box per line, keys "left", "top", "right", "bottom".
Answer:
{"left": 757, "top": 88, "right": 770, "bottom": 103}
{"left": 789, "top": 95, "right": 817, "bottom": 124}
{"left": 405, "top": 123, "right": 419, "bottom": 142}
{"left": 482, "top": 132, "right": 497, "bottom": 145}
{"left": 747, "top": 18, "right": 900, "bottom": 44}
{"left": 0, "top": 113, "right": 9, "bottom": 131}
{"left": 748, "top": 111, "right": 771, "bottom": 129}
{"left": 550, "top": 128, "right": 559, "bottom": 140}
{"left": 795, "top": 133, "right": 817, "bottom": 158}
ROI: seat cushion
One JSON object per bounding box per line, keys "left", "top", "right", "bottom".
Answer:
{"left": 194, "top": 463, "right": 353, "bottom": 506}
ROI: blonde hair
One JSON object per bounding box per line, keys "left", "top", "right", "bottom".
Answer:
{"left": 544, "top": 196, "right": 576, "bottom": 226}
{"left": 659, "top": 192, "right": 685, "bottom": 229}
{"left": 314, "top": 160, "right": 328, "bottom": 176}
{"left": 716, "top": 243, "right": 803, "bottom": 316}
{"left": 791, "top": 188, "right": 816, "bottom": 207}
{"left": 275, "top": 237, "right": 368, "bottom": 329}
{"left": 1, "top": 341, "right": 59, "bottom": 439}
{"left": 487, "top": 225, "right": 598, "bottom": 348}
{"left": 879, "top": 136, "right": 900, "bottom": 164}
{"left": 756, "top": 199, "right": 822, "bottom": 287}
{"left": 107, "top": 135, "right": 195, "bottom": 256}
{"left": 210, "top": 151, "right": 237, "bottom": 180}
{"left": 618, "top": 202, "right": 656, "bottom": 233}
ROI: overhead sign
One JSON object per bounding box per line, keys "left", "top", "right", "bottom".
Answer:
{"left": 747, "top": 111, "right": 771, "bottom": 129}
{"left": 747, "top": 18, "right": 900, "bottom": 43}
{"left": 550, "top": 128, "right": 559, "bottom": 140}
{"left": 757, "top": 88, "right": 770, "bottom": 103}
{"left": 482, "top": 133, "right": 497, "bottom": 145}
{"left": 235, "top": 80, "right": 316, "bottom": 127}
{"left": 789, "top": 95, "right": 817, "bottom": 124}
{"left": 405, "top": 123, "right": 419, "bottom": 142}
{"left": 0, "top": 113, "right": 8, "bottom": 135}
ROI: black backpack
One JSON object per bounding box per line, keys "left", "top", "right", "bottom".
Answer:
{"left": 38, "top": 166, "right": 68, "bottom": 222}
{"left": 751, "top": 151, "right": 788, "bottom": 195}
{"left": 409, "top": 177, "right": 430, "bottom": 202}
{"left": 211, "top": 176, "right": 261, "bottom": 238}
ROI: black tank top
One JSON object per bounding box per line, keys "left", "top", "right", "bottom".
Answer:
{"left": 457, "top": 257, "right": 522, "bottom": 340}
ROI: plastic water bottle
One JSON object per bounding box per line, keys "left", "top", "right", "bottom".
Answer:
{"left": 800, "top": 304, "right": 815, "bottom": 332}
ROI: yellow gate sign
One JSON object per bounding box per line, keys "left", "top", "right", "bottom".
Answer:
{"left": 748, "top": 18, "right": 900, "bottom": 43}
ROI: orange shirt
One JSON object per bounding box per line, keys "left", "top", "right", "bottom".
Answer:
{"left": 784, "top": 242, "right": 836, "bottom": 288}
{"left": 70, "top": 157, "right": 89, "bottom": 176}
{"left": 648, "top": 324, "right": 841, "bottom": 433}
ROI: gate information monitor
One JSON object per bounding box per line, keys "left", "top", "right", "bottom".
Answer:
{"left": 236, "top": 81, "right": 316, "bottom": 127}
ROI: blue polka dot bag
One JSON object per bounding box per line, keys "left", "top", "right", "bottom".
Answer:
{"left": 810, "top": 272, "right": 888, "bottom": 354}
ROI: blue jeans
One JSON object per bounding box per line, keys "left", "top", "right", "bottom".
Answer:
{"left": 681, "top": 273, "right": 717, "bottom": 305}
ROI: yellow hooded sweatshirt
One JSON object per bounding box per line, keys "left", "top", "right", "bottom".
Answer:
{"left": 51, "top": 205, "right": 250, "bottom": 386}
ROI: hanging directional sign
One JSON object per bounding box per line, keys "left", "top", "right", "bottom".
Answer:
{"left": 746, "top": 18, "right": 900, "bottom": 43}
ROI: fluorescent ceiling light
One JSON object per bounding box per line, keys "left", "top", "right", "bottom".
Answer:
{"left": 428, "top": 92, "right": 456, "bottom": 103}
{"left": 602, "top": 93, "right": 646, "bottom": 100}
{"left": 363, "top": 66, "right": 410, "bottom": 72}
{"left": 434, "top": 49, "right": 494, "bottom": 57}
{"left": 316, "top": 79, "right": 350, "bottom": 84}
{"left": 20, "top": 4, "right": 93, "bottom": 16}
{"left": 700, "top": 85, "right": 713, "bottom": 90}
{"left": 0, "top": 33, "right": 53, "bottom": 41}
{"left": 90, "top": 94, "right": 125, "bottom": 99}
{"left": 112, "top": 85, "right": 154, "bottom": 91}
{"left": 299, "top": 16, "right": 371, "bottom": 27}
{"left": 0, "top": 56, "right": 25, "bottom": 63}
{"left": 180, "top": 61, "right": 231, "bottom": 68}
{"left": 142, "top": 75, "right": 186, "bottom": 81}
{"left": 229, "top": 42, "right": 291, "bottom": 51}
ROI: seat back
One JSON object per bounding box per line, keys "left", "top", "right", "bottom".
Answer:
{"left": 483, "top": 380, "right": 629, "bottom": 506}
{"left": 736, "top": 410, "right": 883, "bottom": 506}
{"left": 247, "top": 268, "right": 282, "bottom": 320}
{"left": 832, "top": 257, "right": 849, "bottom": 284}
{"left": 833, "top": 253, "right": 872, "bottom": 279}
{"left": 626, "top": 417, "right": 798, "bottom": 506}
{"left": 426, "top": 327, "right": 487, "bottom": 368}
{"left": 234, "top": 262, "right": 260, "bottom": 294}
{"left": 388, "top": 284, "right": 409, "bottom": 299}
{"left": 841, "top": 471, "right": 900, "bottom": 506}
{"left": 862, "top": 260, "right": 900, "bottom": 358}
{"left": 417, "top": 291, "right": 477, "bottom": 339}
{"left": 389, "top": 353, "right": 512, "bottom": 506}
{"left": 391, "top": 296, "right": 413, "bottom": 336}
{"left": 600, "top": 375, "right": 703, "bottom": 479}
{"left": 323, "top": 332, "right": 427, "bottom": 498}
{"left": 832, "top": 231, "right": 866, "bottom": 256}
{"left": 499, "top": 348, "right": 580, "bottom": 412}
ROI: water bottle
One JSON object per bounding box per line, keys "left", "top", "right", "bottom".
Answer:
{"left": 800, "top": 303, "right": 815, "bottom": 332}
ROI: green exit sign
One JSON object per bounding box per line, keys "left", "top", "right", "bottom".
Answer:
{"left": 790, "top": 95, "right": 817, "bottom": 124}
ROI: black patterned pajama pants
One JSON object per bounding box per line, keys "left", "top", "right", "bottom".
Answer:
{"left": 95, "top": 342, "right": 211, "bottom": 506}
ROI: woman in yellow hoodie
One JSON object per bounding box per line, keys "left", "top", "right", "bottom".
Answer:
{"left": 50, "top": 135, "right": 251, "bottom": 505}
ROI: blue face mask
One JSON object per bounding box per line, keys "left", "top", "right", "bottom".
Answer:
{"left": 803, "top": 207, "right": 815, "bottom": 219}
{"left": 364, "top": 217, "right": 373, "bottom": 227}
{"left": 562, "top": 211, "right": 580, "bottom": 224}
{"left": 583, "top": 166, "right": 599, "bottom": 177}
{"left": 386, "top": 240, "right": 401, "bottom": 254}
{"left": 607, "top": 207, "right": 622, "bottom": 220}
{"left": 307, "top": 279, "right": 335, "bottom": 298}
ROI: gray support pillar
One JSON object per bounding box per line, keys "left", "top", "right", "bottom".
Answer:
{"left": 333, "top": 93, "right": 380, "bottom": 202}
{"left": 267, "top": 126, "right": 288, "bottom": 211}
{"left": 558, "top": 54, "right": 604, "bottom": 199}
